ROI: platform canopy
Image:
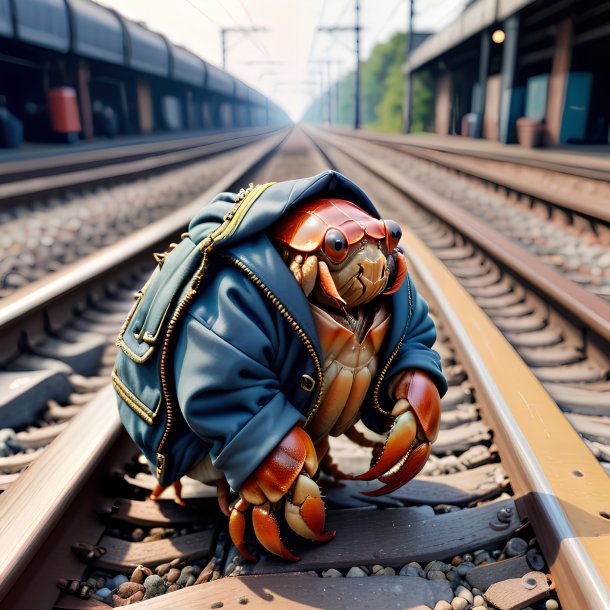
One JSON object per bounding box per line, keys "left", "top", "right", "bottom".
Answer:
{"left": 205, "top": 63, "right": 235, "bottom": 98}
{"left": 124, "top": 19, "right": 170, "bottom": 77}
{"left": 13, "top": 0, "right": 70, "bottom": 52}
{"left": 170, "top": 44, "right": 206, "bottom": 87}
{"left": 0, "top": 0, "right": 12, "bottom": 38}
{"left": 67, "top": 0, "right": 124, "bottom": 65}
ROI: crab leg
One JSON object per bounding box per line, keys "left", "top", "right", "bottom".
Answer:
{"left": 229, "top": 498, "right": 257, "bottom": 562}
{"left": 285, "top": 475, "right": 336, "bottom": 542}
{"left": 252, "top": 502, "right": 300, "bottom": 561}
{"left": 352, "top": 405, "right": 417, "bottom": 481}
{"left": 362, "top": 442, "right": 431, "bottom": 497}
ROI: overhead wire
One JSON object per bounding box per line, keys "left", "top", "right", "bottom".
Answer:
{"left": 183, "top": 0, "right": 222, "bottom": 29}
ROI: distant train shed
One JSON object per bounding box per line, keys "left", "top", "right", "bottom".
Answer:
{"left": 0, "top": 0, "right": 288, "bottom": 146}
{"left": 406, "top": 0, "right": 610, "bottom": 147}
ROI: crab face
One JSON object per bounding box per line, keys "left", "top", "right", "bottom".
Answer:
{"left": 271, "top": 199, "right": 407, "bottom": 309}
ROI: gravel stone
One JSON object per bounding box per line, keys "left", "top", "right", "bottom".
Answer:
{"left": 399, "top": 565, "right": 424, "bottom": 577}
{"left": 505, "top": 537, "right": 528, "bottom": 557}
{"left": 95, "top": 587, "right": 111, "bottom": 599}
{"left": 131, "top": 528, "right": 145, "bottom": 542}
{"left": 428, "top": 570, "right": 447, "bottom": 581}
{"left": 165, "top": 567, "right": 181, "bottom": 584}
{"left": 143, "top": 574, "right": 167, "bottom": 599}
{"left": 322, "top": 569, "right": 342, "bottom": 578}
{"left": 457, "top": 562, "right": 474, "bottom": 577}
{"left": 434, "top": 602, "right": 452, "bottom": 610}
{"left": 425, "top": 560, "right": 449, "bottom": 574}
{"left": 546, "top": 601, "right": 560, "bottom": 610}
{"left": 155, "top": 562, "right": 171, "bottom": 576}
{"left": 131, "top": 565, "right": 153, "bottom": 584}
{"left": 166, "top": 584, "right": 180, "bottom": 593}
{"left": 451, "top": 598, "right": 469, "bottom": 610}
{"left": 456, "top": 585, "right": 474, "bottom": 604}
{"left": 473, "top": 594, "right": 487, "bottom": 606}
{"left": 115, "top": 582, "right": 145, "bottom": 599}
{"left": 346, "top": 567, "right": 367, "bottom": 577}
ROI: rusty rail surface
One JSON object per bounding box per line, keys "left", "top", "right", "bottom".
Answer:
{"left": 407, "top": 234, "right": 610, "bottom": 610}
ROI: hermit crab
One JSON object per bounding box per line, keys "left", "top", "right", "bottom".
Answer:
{"left": 224, "top": 198, "right": 441, "bottom": 561}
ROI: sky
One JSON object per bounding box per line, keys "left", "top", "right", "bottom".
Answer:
{"left": 96, "top": 0, "right": 467, "bottom": 120}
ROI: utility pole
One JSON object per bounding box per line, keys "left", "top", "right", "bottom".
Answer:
{"left": 403, "top": 0, "right": 415, "bottom": 133}
{"left": 310, "top": 59, "right": 343, "bottom": 126}
{"left": 317, "top": 0, "right": 362, "bottom": 130}
{"left": 221, "top": 27, "right": 268, "bottom": 70}
{"left": 355, "top": 0, "right": 361, "bottom": 129}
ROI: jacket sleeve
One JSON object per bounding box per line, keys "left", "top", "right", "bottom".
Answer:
{"left": 387, "top": 276, "right": 447, "bottom": 397}
{"left": 172, "top": 267, "right": 305, "bottom": 491}
{"left": 362, "top": 276, "right": 447, "bottom": 433}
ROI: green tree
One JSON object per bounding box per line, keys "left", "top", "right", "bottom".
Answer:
{"left": 303, "top": 31, "right": 433, "bottom": 134}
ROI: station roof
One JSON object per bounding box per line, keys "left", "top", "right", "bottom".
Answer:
{"left": 13, "top": 0, "right": 70, "bottom": 52}
{"left": 68, "top": 0, "right": 124, "bottom": 65}
{"left": 123, "top": 19, "right": 170, "bottom": 77}
{"left": 0, "top": 0, "right": 12, "bottom": 38}
{"left": 171, "top": 44, "right": 206, "bottom": 87}
{"left": 206, "top": 63, "right": 235, "bottom": 97}
{"left": 406, "top": 0, "right": 536, "bottom": 73}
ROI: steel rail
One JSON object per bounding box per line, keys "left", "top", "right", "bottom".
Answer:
{"left": 406, "top": 231, "right": 610, "bottom": 610}
{"left": 330, "top": 126, "right": 610, "bottom": 184}
{"left": 329, "top": 127, "right": 610, "bottom": 223}
{"left": 0, "top": 127, "right": 279, "bottom": 183}
{"left": 0, "top": 127, "right": 284, "bottom": 208}
{"left": 0, "top": 387, "right": 121, "bottom": 603}
{"left": 308, "top": 128, "right": 610, "bottom": 344}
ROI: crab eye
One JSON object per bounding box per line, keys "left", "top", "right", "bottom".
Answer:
{"left": 384, "top": 220, "right": 402, "bottom": 251}
{"left": 323, "top": 228, "right": 349, "bottom": 263}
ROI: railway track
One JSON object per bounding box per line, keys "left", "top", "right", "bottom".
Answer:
{"left": 329, "top": 128, "right": 610, "bottom": 302}
{"left": 0, "top": 128, "right": 289, "bottom": 299}
{"left": 307, "top": 127, "right": 610, "bottom": 467}
{"left": 0, "top": 127, "right": 608, "bottom": 609}
{"left": 0, "top": 127, "right": 283, "bottom": 207}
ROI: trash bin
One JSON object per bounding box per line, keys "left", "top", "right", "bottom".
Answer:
{"left": 516, "top": 117, "right": 545, "bottom": 148}
{"left": 47, "top": 87, "right": 81, "bottom": 140}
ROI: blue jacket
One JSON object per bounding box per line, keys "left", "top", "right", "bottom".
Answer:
{"left": 113, "top": 171, "right": 447, "bottom": 489}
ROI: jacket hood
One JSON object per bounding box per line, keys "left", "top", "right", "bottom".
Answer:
{"left": 187, "top": 170, "right": 382, "bottom": 247}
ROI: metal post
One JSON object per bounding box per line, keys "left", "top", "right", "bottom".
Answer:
{"left": 221, "top": 29, "right": 227, "bottom": 70}
{"left": 355, "top": 0, "right": 361, "bottom": 129}
{"left": 403, "top": 0, "right": 415, "bottom": 133}
{"left": 498, "top": 15, "right": 520, "bottom": 143}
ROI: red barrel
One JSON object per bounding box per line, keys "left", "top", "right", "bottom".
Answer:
{"left": 46, "top": 87, "right": 82, "bottom": 134}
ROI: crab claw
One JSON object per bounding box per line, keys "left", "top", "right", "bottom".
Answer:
{"left": 362, "top": 442, "right": 431, "bottom": 496}
{"left": 229, "top": 497, "right": 257, "bottom": 562}
{"left": 353, "top": 370, "right": 441, "bottom": 495}
{"left": 352, "top": 408, "right": 418, "bottom": 483}
{"left": 285, "top": 475, "right": 336, "bottom": 543}
{"left": 252, "top": 502, "right": 300, "bottom": 561}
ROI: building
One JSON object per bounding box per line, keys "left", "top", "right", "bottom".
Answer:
{"left": 405, "top": 0, "right": 610, "bottom": 146}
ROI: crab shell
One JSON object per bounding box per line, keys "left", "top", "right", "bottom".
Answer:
{"left": 270, "top": 198, "right": 406, "bottom": 306}
{"left": 271, "top": 198, "right": 390, "bottom": 256}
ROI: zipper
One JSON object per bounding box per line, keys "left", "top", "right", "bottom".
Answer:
{"left": 155, "top": 181, "right": 275, "bottom": 480}
{"left": 227, "top": 255, "right": 325, "bottom": 425}
{"left": 372, "top": 277, "right": 413, "bottom": 416}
